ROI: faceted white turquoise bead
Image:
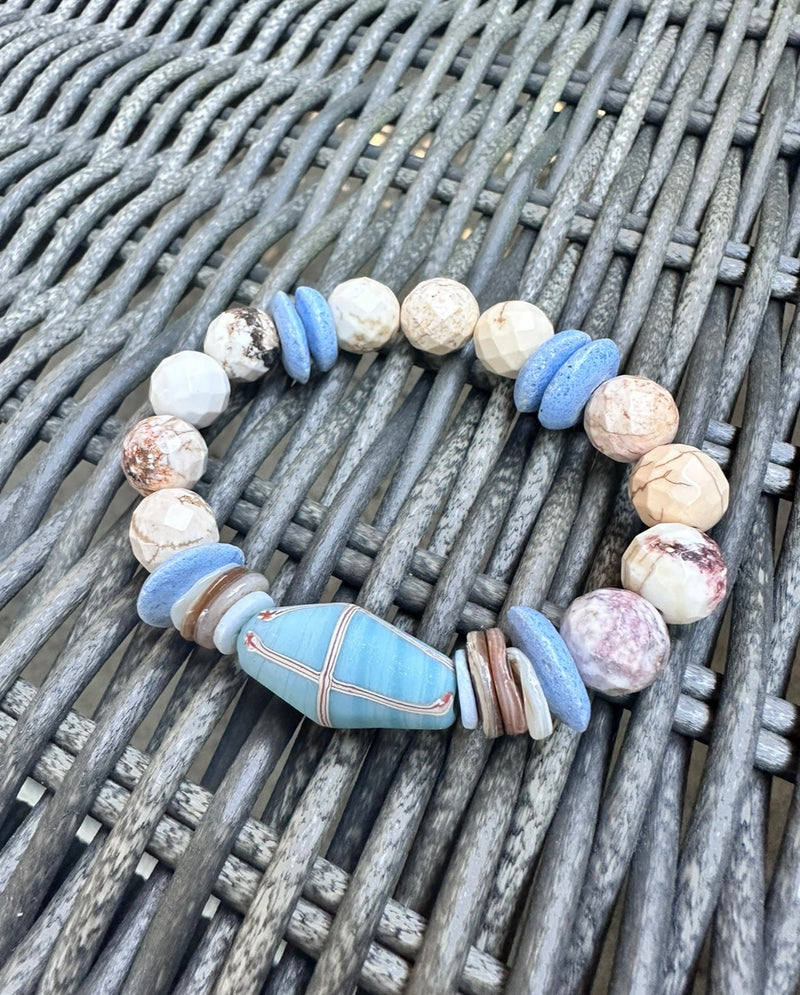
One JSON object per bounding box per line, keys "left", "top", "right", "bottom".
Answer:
{"left": 149, "top": 351, "right": 230, "bottom": 428}
{"left": 237, "top": 603, "right": 456, "bottom": 729}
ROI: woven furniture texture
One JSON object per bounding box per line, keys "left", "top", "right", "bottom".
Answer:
{"left": 1, "top": 0, "right": 799, "bottom": 992}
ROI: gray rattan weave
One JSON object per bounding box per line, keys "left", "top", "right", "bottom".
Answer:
{"left": 0, "top": 1, "right": 799, "bottom": 992}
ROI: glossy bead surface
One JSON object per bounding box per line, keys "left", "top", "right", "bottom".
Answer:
{"left": 473, "top": 300, "right": 554, "bottom": 378}
{"left": 328, "top": 277, "right": 400, "bottom": 354}
{"left": 505, "top": 606, "right": 591, "bottom": 732}
{"left": 466, "top": 630, "right": 503, "bottom": 738}
{"left": 514, "top": 329, "right": 590, "bottom": 412}
{"left": 271, "top": 291, "right": 311, "bottom": 383}
{"left": 137, "top": 543, "right": 245, "bottom": 627}
{"left": 238, "top": 604, "right": 455, "bottom": 729}
{"left": 454, "top": 647, "right": 479, "bottom": 730}
{"left": 629, "top": 443, "right": 729, "bottom": 531}
{"left": 400, "top": 278, "right": 479, "bottom": 355}
{"left": 485, "top": 627, "right": 527, "bottom": 735}
{"left": 560, "top": 589, "right": 670, "bottom": 695}
{"left": 149, "top": 351, "right": 230, "bottom": 428}
{"left": 621, "top": 523, "right": 727, "bottom": 623}
{"left": 214, "top": 590, "right": 276, "bottom": 655}
{"left": 170, "top": 564, "right": 231, "bottom": 630}
{"left": 295, "top": 286, "right": 338, "bottom": 371}
{"left": 193, "top": 570, "right": 271, "bottom": 649}
{"left": 121, "top": 415, "right": 207, "bottom": 496}
{"left": 584, "top": 376, "right": 679, "bottom": 462}
{"left": 203, "top": 306, "right": 280, "bottom": 382}
{"left": 506, "top": 647, "right": 554, "bottom": 739}
{"left": 538, "top": 339, "right": 620, "bottom": 430}
{"left": 129, "top": 488, "right": 218, "bottom": 572}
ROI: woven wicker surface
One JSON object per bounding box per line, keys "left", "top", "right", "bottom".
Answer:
{"left": 0, "top": 0, "right": 799, "bottom": 992}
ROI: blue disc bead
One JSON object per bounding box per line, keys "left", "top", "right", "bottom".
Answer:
{"left": 295, "top": 286, "right": 338, "bottom": 372}
{"left": 138, "top": 543, "right": 245, "bottom": 627}
{"left": 506, "top": 606, "right": 591, "bottom": 732}
{"left": 538, "top": 339, "right": 620, "bottom": 429}
{"left": 514, "top": 329, "right": 590, "bottom": 412}
{"left": 271, "top": 291, "right": 311, "bottom": 383}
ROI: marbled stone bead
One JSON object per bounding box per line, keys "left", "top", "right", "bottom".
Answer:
{"left": 270, "top": 291, "right": 311, "bottom": 383}
{"left": 465, "top": 630, "right": 503, "bottom": 738}
{"left": 129, "top": 488, "right": 219, "bottom": 572}
{"left": 214, "top": 590, "right": 276, "bottom": 655}
{"left": 485, "top": 627, "right": 527, "bottom": 735}
{"left": 121, "top": 415, "right": 207, "bottom": 495}
{"left": 400, "top": 278, "right": 479, "bottom": 355}
{"left": 514, "top": 329, "right": 590, "bottom": 412}
{"left": 505, "top": 606, "right": 591, "bottom": 732}
{"left": 238, "top": 603, "right": 455, "bottom": 729}
{"left": 328, "top": 277, "right": 400, "bottom": 354}
{"left": 628, "top": 443, "right": 729, "bottom": 531}
{"left": 560, "top": 589, "right": 670, "bottom": 695}
{"left": 584, "top": 375, "right": 679, "bottom": 462}
{"left": 188, "top": 569, "right": 271, "bottom": 648}
{"left": 149, "top": 351, "right": 230, "bottom": 428}
{"left": 203, "top": 306, "right": 280, "bottom": 382}
{"left": 506, "top": 647, "right": 553, "bottom": 739}
{"left": 137, "top": 543, "right": 245, "bottom": 626}
{"left": 170, "top": 564, "right": 231, "bottom": 629}
{"left": 621, "top": 522, "right": 727, "bottom": 623}
{"left": 473, "top": 300, "right": 554, "bottom": 378}
{"left": 538, "top": 339, "right": 620, "bottom": 430}
{"left": 295, "top": 286, "right": 338, "bottom": 372}
{"left": 453, "top": 647, "right": 479, "bottom": 730}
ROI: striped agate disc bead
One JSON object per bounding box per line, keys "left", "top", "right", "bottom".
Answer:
{"left": 465, "top": 631, "right": 503, "bottom": 739}
{"left": 485, "top": 628, "right": 527, "bottom": 735}
{"left": 506, "top": 647, "right": 554, "bottom": 740}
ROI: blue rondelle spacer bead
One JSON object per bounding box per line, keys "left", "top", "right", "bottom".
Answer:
{"left": 271, "top": 291, "right": 311, "bottom": 383}
{"left": 295, "top": 286, "right": 338, "bottom": 372}
{"left": 538, "top": 339, "right": 620, "bottom": 430}
{"left": 514, "top": 329, "right": 591, "bottom": 413}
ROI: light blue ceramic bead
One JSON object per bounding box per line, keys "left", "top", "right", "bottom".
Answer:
{"left": 271, "top": 291, "right": 311, "bottom": 383}
{"left": 237, "top": 603, "right": 456, "bottom": 729}
{"left": 538, "top": 339, "right": 620, "bottom": 430}
{"left": 514, "top": 330, "right": 591, "bottom": 413}
{"left": 214, "top": 590, "right": 276, "bottom": 655}
{"left": 295, "top": 286, "right": 338, "bottom": 372}
{"left": 453, "top": 648, "right": 479, "bottom": 730}
{"left": 505, "top": 606, "right": 591, "bottom": 732}
{"left": 138, "top": 543, "right": 245, "bottom": 627}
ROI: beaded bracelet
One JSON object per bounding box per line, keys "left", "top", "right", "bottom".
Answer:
{"left": 122, "top": 277, "right": 729, "bottom": 739}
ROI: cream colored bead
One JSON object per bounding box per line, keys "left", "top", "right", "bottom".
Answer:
{"left": 328, "top": 277, "right": 400, "bottom": 353}
{"left": 629, "top": 443, "right": 729, "bottom": 531}
{"left": 584, "top": 376, "right": 679, "bottom": 462}
{"left": 204, "top": 306, "right": 280, "bottom": 382}
{"left": 121, "top": 415, "right": 207, "bottom": 496}
{"left": 149, "top": 351, "right": 230, "bottom": 428}
{"left": 400, "top": 278, "right": 479, "bottom": 355}
{"left": 473, "top": 300, "right": 553, "bottom": 378}
{"left": 129, "top": 488, "right": 219, "bottom": 572}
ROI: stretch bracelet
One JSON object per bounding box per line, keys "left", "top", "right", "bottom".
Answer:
{"left": 122, "top": 277, "right": 729, "bottom": 738}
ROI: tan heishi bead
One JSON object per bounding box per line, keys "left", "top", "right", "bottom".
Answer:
{"left": 473, "top": 300, "right": 553, "bottom": 378}
{"left": 400, "top": 278, "right": 479, "bottom": 355}
{"left": 584, "top": 375, "right": 679, "bottom": 462}
{"left": 129, "top": 488, "right": 219, "bottom": 571}
{"left": 629, "top": 443, "right": 729, "bottom": 531}
{"left": 465, "top": 631, "right": 503, "bottom": 738}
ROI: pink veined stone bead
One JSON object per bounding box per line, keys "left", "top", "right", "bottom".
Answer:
{"left": 560, "top": 589, "right": 671, "bottom": 695}
{"left": 583, "top": 375, "right": 679, "bottom": 462}
{"left": 129, "top": 487, "right": 219, "bottom": 571}
{"left": 628, "top": 443, "right": 729, "bottom": 531}
{"left": 121, "top": 415, "right": 208, "bottom": 495}
{"left": 621, "top": 522, "right": 727, "bottom": 624}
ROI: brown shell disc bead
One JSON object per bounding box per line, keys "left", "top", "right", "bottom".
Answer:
{"left": 465, "top": 631, "right": 503, "bottom": 738}
{"left": 484, "top": 628, "right": 528, "bottom": 735}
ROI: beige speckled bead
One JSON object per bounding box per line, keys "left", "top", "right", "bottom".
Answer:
{"left": 584, "top": 376, "right": 679, "bottom": 462}
{"left": 629, "top": 443, "right": 729, "bottom": 531}
{"left": 129, "top": 488, "right": 219, "bottom": 572}
{"left": 328, "top": 277, "right": 400, "bottom": 353}
{"left": 121, "top": 415, "right": 207, "bottom": 496}
{"left": 204, "top": 306, "right": 280, "bottom": 382}
{"left": 621, "top": 522, "right": 727, "bottom": 624}
{"left": 473, "top": 300, "right": 553, "bottom": 378}
{"left": 400, "top": 278, "right": 479, "bottom": 355}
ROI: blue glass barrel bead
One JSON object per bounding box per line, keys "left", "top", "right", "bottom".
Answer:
{"left": 237, "top": 603, "right": 456, "bottom": 730}
{"left": 271, "top": 291, "right": 311, "bottom": 383}
{"left": 295, "top": 286, "right": 338, "bottom": 372}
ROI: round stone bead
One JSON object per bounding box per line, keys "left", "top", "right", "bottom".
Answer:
{"left": 129, "top": 487, "right": 219, "bottom": 572}
{"left": 121, "top": 415, "right": 207, "bottom": 496}
{"left": 621, "top": 522, "right": 727, "bottom": 624}
{"left": 149, "top": 351, "right": 230, "bottom": 428}
{"left": 560, "top": 589, "right": 670, "bottom": 695}
{"left": 400, "top": 278, "right": 479, "bottom": 355}
{"left": 629, "top": 443, "right": 729, "bottom": 531}
{"left": 328, "top": 277, "right": 400, "bottom": 354}
{"left": 584, "top": 376, "right": 679, "bottom": 462}
{"left": 473, "top": 300, "right": 554, "bottom": 378}
{"left": 203, "top": 306, "right": 280, "bottom": 382}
